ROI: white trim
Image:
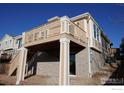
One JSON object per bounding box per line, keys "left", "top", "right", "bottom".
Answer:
{"left": 69, "top": 75, "right": 77, "bottom": 77}
{"left": 60, "top": 16, "right": 70, "bottom": 34}
{"left": 89, "top": 19, "right": 93, "bottom": 47}
{"left": 60, "top": 37, "right": 70, "bottom": 43}
{"left": 21, "top": 48, "right": 28, "bottom": 81}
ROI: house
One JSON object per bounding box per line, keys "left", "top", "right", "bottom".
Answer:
{"left": 0, "top": 12, "right": 112, "bottom": 85}
{"left": 0, "top": 34, "right": 22, "bottom": 50}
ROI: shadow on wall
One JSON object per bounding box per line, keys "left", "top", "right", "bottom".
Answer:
{"left": 104, "top": 60, "right": 124, "bottom": 85}
{"left": 25, "top": 50, "right": 59, "bottom": 78}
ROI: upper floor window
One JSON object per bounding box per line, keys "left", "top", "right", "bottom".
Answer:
{"left": 97, "top": 28, "right": 100, "bottom": 41}
{"left": 5, "top": 41, "right": 7, "bottom": 45}
{"left": 93, "top": 24, "right": 97, "bottom": 39}
{"left": 16, "top": 40, "right": 18, "bottom": 44}
{"left": 93, "top": 24, "right": 101, "bottom": 42}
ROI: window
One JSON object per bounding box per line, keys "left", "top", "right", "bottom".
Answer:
{"left": 97, "top": 28, "right": 99, "bottom": 41}
{"left": 93, "top": 24, "right": 101, "bottom": 42}
{"left": 93, "top": 24, "right": 97, "bottom": 39}
{"left": 10, "top": 40, "right": 12, "bottom": 43}
{"left": 16, "top": 40, "right": 18, "bottom": 44}
{"left": 5, "top": 41, "right": 7, "bottom": 45}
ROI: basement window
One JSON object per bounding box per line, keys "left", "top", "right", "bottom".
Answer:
{"left": 70, "top": 54, "right": 76, "bottom": 75}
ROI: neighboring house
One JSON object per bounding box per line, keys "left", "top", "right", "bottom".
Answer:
{"left": 0, "top": 12, "right": 112, "bottom": 85}
{"left": 0, "top": 34, "right": 22, "bottom": 56}
{"left": 0, "top": 34, "right": 14, "bottom": 51}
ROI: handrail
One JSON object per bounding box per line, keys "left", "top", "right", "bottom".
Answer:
{"left": 8, "top": 50, "right": 21, "bottom": 76}
{"left": 9, "top": 50, "right": 20, "bottom": 64}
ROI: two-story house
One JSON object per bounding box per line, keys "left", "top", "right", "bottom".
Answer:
{"left": 0, "top": 12, "right": 112, "bottom": 85}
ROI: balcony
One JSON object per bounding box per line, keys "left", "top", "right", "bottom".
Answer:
{"left": 24, "top": 17, "right": 87, "bottom": 48}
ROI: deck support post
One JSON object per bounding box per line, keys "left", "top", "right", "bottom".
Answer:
{"left": 59, "top": 37, "right": 70, "bottom": 85}
{"left": 16, "top": 47, "right": 28, "bottom": 85}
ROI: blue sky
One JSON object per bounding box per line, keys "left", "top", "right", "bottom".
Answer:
{"left": 0, "top": 3, "right": 124, "bottom": 47}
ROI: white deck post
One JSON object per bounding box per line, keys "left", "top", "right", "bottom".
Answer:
{"left": 59, "top": 38, "right": 70, "bottom": 85}
{"left": 16, "top": 47, "right": 28, "bottom": 85}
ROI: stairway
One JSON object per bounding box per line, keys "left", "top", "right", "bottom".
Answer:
{"left": 0, "top": 48, "right": 28, "bottom": 85}
{"left": 8, "top": 51, "right": 20, "bottom": 76}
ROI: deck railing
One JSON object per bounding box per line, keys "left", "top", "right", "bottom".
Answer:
{"left": 92, "top": 38, "right": 102, "bottom": 52}
{"left": 24, "top": 18, "right": 87, "bottom": 46}
{"left": 24, "top": 20, "right": 61, "bottom": 45}
{"left": 68, "top": 20, "right": 87, "bottom": 43}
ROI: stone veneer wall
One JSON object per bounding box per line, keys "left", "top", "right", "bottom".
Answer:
{"left": 90, "top": 49, "right": 106, "bottom": 74}
{"left": 36, "top": 62, "right": 59, "bottom": 85}
{"left": 75, "top": 47, "right": 89, "bottom": 78}
{"left": 33, "top": 50, "right": 60, "bottom": 85}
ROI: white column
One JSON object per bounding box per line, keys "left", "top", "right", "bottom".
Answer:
{"left": 21, "top": 48, "right": 28, "bottom": 81}
{"left": 16, "top": 47, "right": 28, "bottom": 85}
{"left": 60, "top": 16, "right": 70, "bottom": 34}
{"left": 59, "top": 38, "right": 70, "bottom": 85}
{"left": 89, "top": 19, "right": 94, "bottom": 47}
{"left": 88, "top": 18, "right": 93, "bottom": 77}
